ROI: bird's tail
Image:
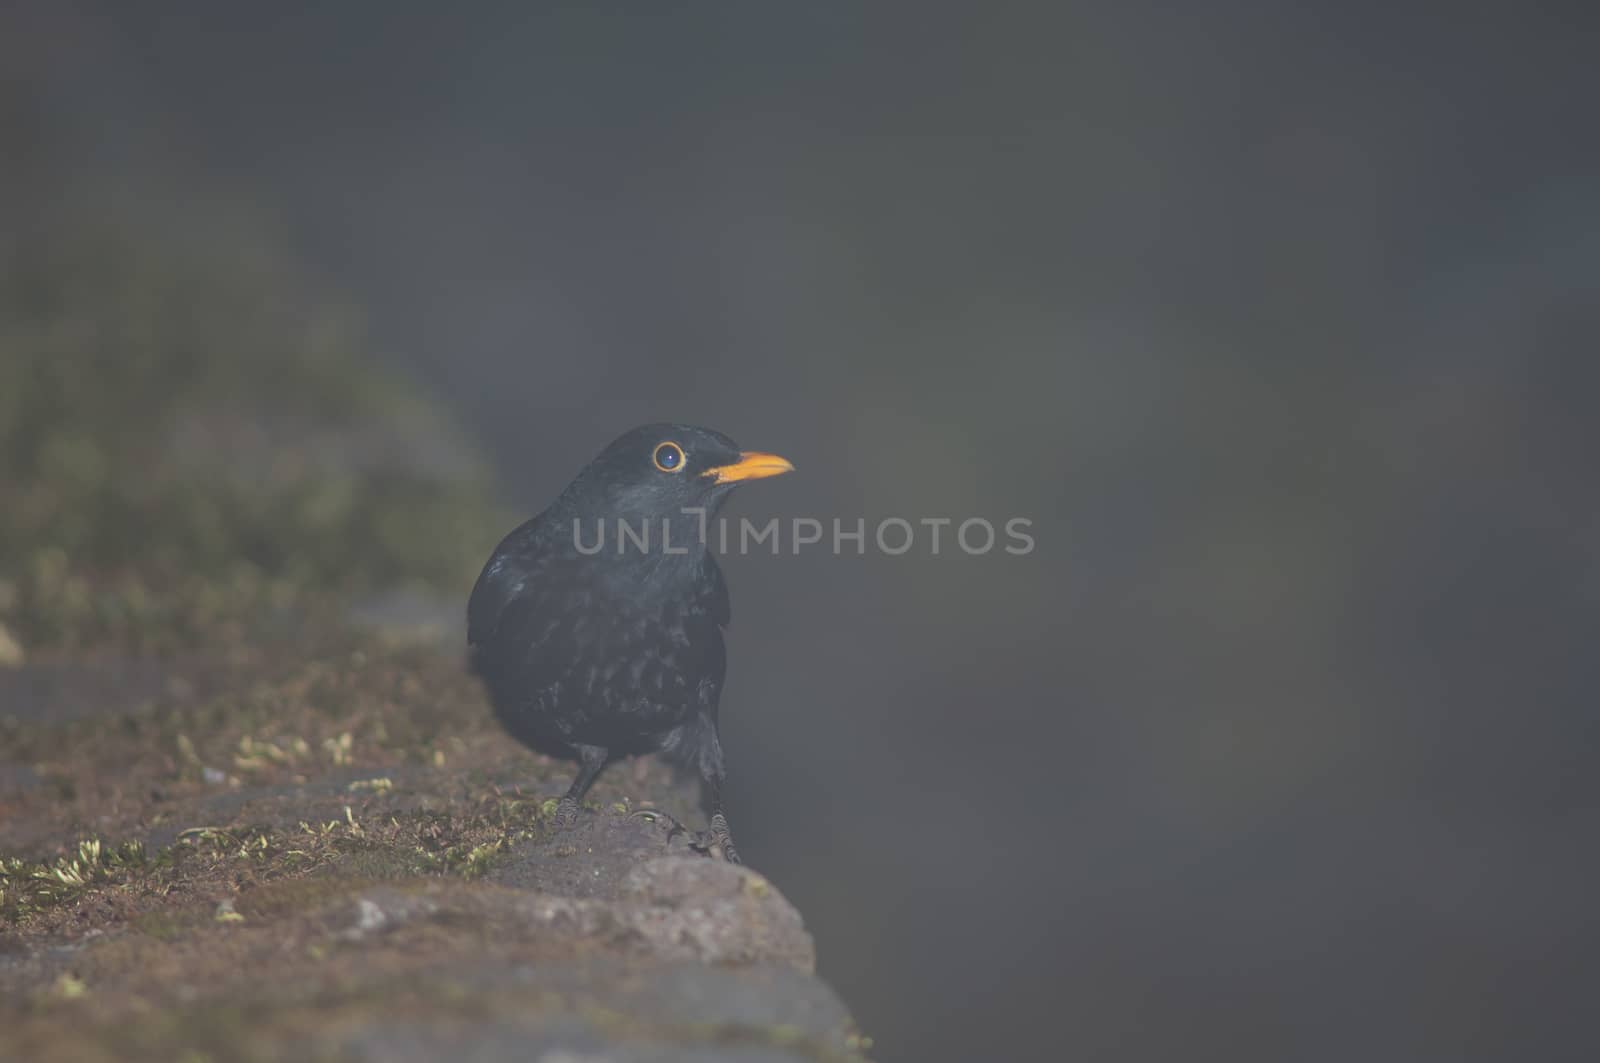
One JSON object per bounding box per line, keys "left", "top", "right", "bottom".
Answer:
{"left": 658, "top": 715, "right": 725, "bottom": 784}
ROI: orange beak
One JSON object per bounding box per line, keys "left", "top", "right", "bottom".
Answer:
{"left": 701, "top": 451, "right": 795, "bottom": 484}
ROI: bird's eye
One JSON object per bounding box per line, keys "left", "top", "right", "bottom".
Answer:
{"left": 652, "top": 441, "right": 685, "bottom": 473}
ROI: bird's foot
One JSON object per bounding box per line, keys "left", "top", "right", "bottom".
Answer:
{"left": 631, "top": 808, "right": 740, "bottom": 863}
{"left": 550, "top": 796, "right": 582, "bottom": 832}
{"left": 629, "top": 807, "right": 688, "bottom": 841}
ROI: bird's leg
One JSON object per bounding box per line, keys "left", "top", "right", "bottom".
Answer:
{"left": 703, "top": 774, "right": 741, "bottom": 865}
{"left": 551, "top": 743, "right": 608, "bottom": 831}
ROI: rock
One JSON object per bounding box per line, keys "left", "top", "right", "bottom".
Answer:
{"left": 487, "top": 809, "right": 717, "bottom": 899}
{"left": 336, "top": 887, "right": 441, "bottom": 941}
{"left": 492, "top": 857, "right": 814, "bottom": 973}
{"left": 619, "top": 859, "right": 816, "bottom": 972}
{"left": 0, "top": 641, "right": 867, "bottom": 1062}
{"left": 332, "top": 960, "right": 859, "bottom": 1063}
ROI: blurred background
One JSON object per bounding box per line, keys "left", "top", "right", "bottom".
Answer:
{"left": 4, "top": 2, "right": 1597, "bottom": 1060}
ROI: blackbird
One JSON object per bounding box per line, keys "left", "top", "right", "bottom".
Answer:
{"left": 468, "top": 424, "right": 793, "bottom": 863}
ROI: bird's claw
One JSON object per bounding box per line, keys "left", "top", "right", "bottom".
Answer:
{"left": 685, "top": 814, "right": 741, "bottom": 865}
{"left": 683, "top": 832, "right": 741, "bottom": 864}
{"left": 550, "top": 796, "right": 581, "bottom": 832}
{"left": 631, "top": 809, "right": 739, "bottom": 863}
{"left": 629, "top": 807, "right": 688, "bottom": 840}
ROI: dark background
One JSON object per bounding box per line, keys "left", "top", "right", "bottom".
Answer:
{"left": 8, "top": 3, "right": 1598, "bottom": 1059}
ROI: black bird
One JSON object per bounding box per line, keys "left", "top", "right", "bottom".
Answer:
{"left": 468, "top": 424, "right": 793, "bottom": 863}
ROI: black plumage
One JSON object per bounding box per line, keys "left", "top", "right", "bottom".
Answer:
{"left": 468, "top": 424, "right": 793, "bottom": 863}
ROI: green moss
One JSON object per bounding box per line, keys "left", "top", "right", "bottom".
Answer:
{"left": 0, "top": 787, "right": 546, "bottom": 929}
{"left": 0, "top": 838, "right": 149, "bottom": 921}
{"left": 0, "top": 209, "right": 507, "bottom": 652}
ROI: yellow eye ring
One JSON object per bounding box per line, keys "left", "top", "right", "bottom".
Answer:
{"left": 652, "top": 441, "right": 686, "bottom": 473}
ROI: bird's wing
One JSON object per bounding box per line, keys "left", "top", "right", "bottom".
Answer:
{"left": 467, "top": 516, "right": 551, "bottom": 648}
{"left": 475, "top": 574, "right": 587, "bottom": 687}
{"left": 689, "top": 553, "right": 730, "bottom": 723}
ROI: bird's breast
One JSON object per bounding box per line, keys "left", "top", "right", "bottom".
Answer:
{"left": 520, "top": 590, "right": 721, "bottom": 742}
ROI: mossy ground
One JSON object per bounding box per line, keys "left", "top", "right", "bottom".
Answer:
{"left": 0, "top": 205, "right": 506, "bottom": 654}
{"left": 0, "top": 628, "right": 775, "bottom": 1061}
{"left": 0, "top": 629, "right": 859, "bottom": 1062}
{"left": 0, "top": 633, "right": 696, "bottom": 928}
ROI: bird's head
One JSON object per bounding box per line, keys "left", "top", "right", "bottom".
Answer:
{"left": 562, "top": 423, "right": 794, "bottom": 523}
